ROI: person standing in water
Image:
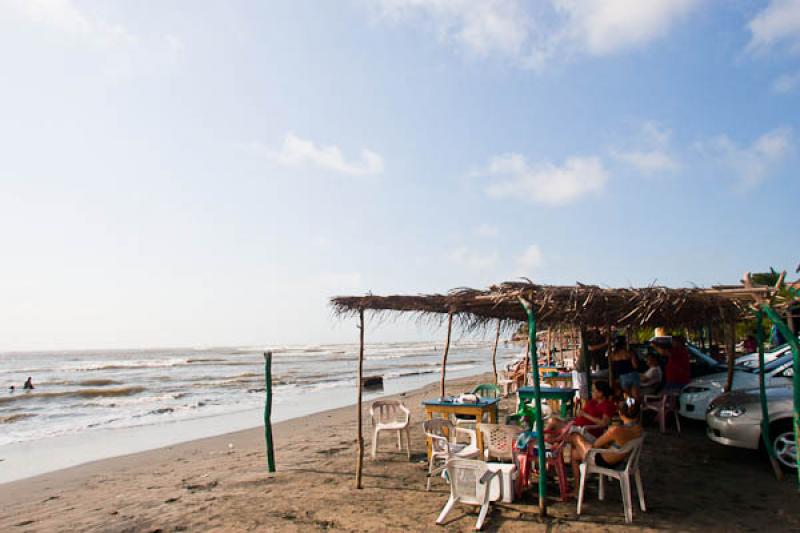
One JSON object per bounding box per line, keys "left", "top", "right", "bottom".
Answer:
{"left": 23, "top": 377, "right": 34, "bottom": 390}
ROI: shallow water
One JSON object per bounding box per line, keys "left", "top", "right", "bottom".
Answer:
{"left": 0, "top": 342, "right": 522, "bottom": 446}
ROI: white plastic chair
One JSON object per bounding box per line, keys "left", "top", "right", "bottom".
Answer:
{"left": 576, "top": 436, "right": 646, "bottom": 523}
{"left": 643, "top": 393, "right": 681, "bottom": 433}
{"left": 423, "top": 418, "right": 479, "bottom": 491}
{"left": 479, "top": 423, "right": 523, "bottom": 463}
{"left": 436, "top": 458, "right": 501, "bottom": 530}
{"left": 370, "top": 400, "right": 411, "bottom": 460}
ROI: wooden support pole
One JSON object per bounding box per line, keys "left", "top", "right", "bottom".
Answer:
{"left": 355, "top": 310, "right": 365, "bottom": 489}
{"left": 760, "top": 305, "right": 800, "bottom": 486}
{"left": 491, "top": 319, "right": 501, "bottom": 385}
{"left": 606, "top": 325, "right": 614, "bottom": 387}
{"left": 520, "top": 299, "right": 547, "bottom": 517}
{"left": 580, "top": 327, "right": 592, "bottom": 400}
{"left": 439, "top": 311, "right": 453, "bottom": 398}
{"left": 756, "top": 311, "right": 784, "bottom": 480}
{"left": 263, "top": 351, "right": 276, "bottom": 473}
{"left": 724, "top": 322, "right": 736, "bottom": 392}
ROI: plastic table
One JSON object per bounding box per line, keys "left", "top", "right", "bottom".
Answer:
{"left": 517, "top": 386, "right": 576, "bottom": 418}
{"left": 422, "top": 397, "right": 500, "bottom": 457}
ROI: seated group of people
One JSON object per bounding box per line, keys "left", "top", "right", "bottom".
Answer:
{"left": 610, "top": 334, "right": 691, "bottom": 398}
{"left": 544, "top": 381, "right": 642, "bottom": 496}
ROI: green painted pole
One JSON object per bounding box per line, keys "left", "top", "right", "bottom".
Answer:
{"left": 521, "top": 299, "right": 547, "bottom": 516}
{"left": 761, "top": 305, "right": 800, "bottom": 485}
{"left": 264, "top": 351, "right": 276, "bottom": 473}
{"left": 756, "top": 311, "right": 782, "bottom": 479}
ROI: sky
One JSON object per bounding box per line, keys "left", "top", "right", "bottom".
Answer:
{"left": 0, "top": 0, "right": 799, "bottom": 351}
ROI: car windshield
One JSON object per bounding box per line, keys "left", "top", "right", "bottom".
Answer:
{"left": 744, "top": 352, "right": 794, "bottom": 374}
{"left": 686, "top": 344, "right": 720, "bottom": 366}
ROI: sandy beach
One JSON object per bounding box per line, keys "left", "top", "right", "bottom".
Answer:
{"left": 1, "top": 372, "right": 798, "bottom": 532}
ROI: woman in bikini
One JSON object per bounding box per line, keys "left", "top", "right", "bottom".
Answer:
{"left": 568, "top": 398, "right": 642, "bottom": 495}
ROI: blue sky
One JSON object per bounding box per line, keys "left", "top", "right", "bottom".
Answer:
{"left": 0, "top": 0, "right": 798, "bottom": 350}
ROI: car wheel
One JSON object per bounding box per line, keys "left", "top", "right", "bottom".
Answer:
{"left": 771, "top": 421, "right": 798, "bottom": 471}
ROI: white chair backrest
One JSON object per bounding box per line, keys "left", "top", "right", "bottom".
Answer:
{"left": 445, "top": 459, "right": 495, "bottom": 505}
{"left": 371, "top": 399, "right": 409, "bottom": 425}
{"left": 479, "top": 424, "right": 522, "bottom": 461}
{"left": 616, "top": 436, "right": 645, "bottom": 475}
{"left": 424, "top": 418, "right": 455, "bottom": 455}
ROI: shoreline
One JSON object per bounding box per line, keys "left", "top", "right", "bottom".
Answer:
{"left": 0, "top": 360, "right": 498, "bottom": 484}
{"left": 2, "top": 371, "right": 798, "bottom": 532}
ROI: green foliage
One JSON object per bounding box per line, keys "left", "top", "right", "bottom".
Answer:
{"left": 751, "top": 268, "right": 781, "bottom": 286}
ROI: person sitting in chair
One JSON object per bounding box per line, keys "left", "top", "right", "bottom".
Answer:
{"left": 568, "top": 398, "right": 642, "bottom": 495}
{"left": 639, "top": 354, "right": 662, "bottom": 395}
{"left": 545, "top": 381, "right": 616, "bottom": 438}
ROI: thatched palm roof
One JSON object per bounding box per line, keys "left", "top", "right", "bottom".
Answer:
{"left": 331, "top": 281, "right": 750, "bottom": 330}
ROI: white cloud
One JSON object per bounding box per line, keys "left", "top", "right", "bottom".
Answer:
{"left": 484, "top": 154, "right": 608, "bottom": 205}
{"left": 747, "top": 0, "right": 800, "bottom": 53}
{"left": 474, "top": 224, "right": 498, "bottom": 238}
{"left": 696, "top": 128, "right": 793, "bottom": 189}
{"left": 2, "top": 0, "right": 135, "bottom": 47}
{"left": 366, "top": 0, "right": 699, "bottom": 69}
{"left": 257, "top": 133, "right": 384, "bottom": 177}
{"left": 372, "top": 0, "right": 531, "bottom": 58}
{"left": 773, "top": 71, "right": 800, "bottom": 93}
{"left": 612, "top": 122, "right": 680, "bottom": 175}
{"left": 449, "top": 247, "right": 499, "bottom": 271}
{"left": 515, "top": 244, "right": 544, "bottom": 276}
{"left": 553, "top": 0, "right": 700, "bottom": 57}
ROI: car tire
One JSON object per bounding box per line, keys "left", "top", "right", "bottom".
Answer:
{"left": 769, "top": 420, "right": 798, "bottom": 472}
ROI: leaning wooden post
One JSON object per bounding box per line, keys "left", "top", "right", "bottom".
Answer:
{"left": 724, "top": 323, "right": 736, "bottom": 392}
{"left": 439, "top": 311, "right": 453, "bottom": 398}
{"left": 520, "top": 297, "right": 547, "bottom": 516}
{"left": 755, "top": 310, "right": 783, "bottom": 479}
{"left": 580, "top": 327, "right": 592, "bottom": 400}
{"left": 606, "top": 325, "right": 614, "bottom": 386}
{"left": 491, "top": 319, "right": 501, "bottom": 385}
{"left": 263, "top": 351, "right": 276, "bottom": 473}
{"left": 760, "top": 305, "right": 800, "bottom": 485}
{"left": 355, "top": 309, "right": 365, "bottom": 489}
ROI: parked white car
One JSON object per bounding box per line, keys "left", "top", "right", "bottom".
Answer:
{"left": 706, "top": 386, "right": 797, "bottom": 471}
{"left": 735, "top": 344, "right": 792, "bottom": 369}
{"left": 679, "top": 353, "right": 795, "bottom": 420}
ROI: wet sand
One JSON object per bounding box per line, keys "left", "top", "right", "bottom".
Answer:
{"left": 1, "top": 373, "right": 798, "bottom": 532}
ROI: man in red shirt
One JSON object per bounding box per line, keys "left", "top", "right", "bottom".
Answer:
{"left": 662, "top": 335, "right": 691, "bottom": 392}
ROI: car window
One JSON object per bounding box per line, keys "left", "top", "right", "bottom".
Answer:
{"left": 763, "top": 353, "right": 794, "bottom": 373}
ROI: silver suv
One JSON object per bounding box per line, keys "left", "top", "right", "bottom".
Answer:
{"left": 706, "top": 385, "right": 797, "bottom": 471}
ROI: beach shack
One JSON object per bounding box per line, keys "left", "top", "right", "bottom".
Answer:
{"left": 331, "top": 277, "right": 800, "bottom": 515}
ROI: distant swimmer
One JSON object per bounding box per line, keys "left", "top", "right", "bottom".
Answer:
{"left": 8, "top": 385, "right": 14, "bottom": 392}
{"left": 23, "top": 377, "right": 34, "bottom": 390}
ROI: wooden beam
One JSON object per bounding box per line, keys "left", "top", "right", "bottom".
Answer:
{"left": 491, "top": 319, "right": 501, "bottom": 385}
{"left": 724, "top": 322, "right": 736, "bottom": 392}
{"left": 355, "top": 309, "right": 365, "bottom": 489}
{"left": 439, "top": 311, "right": 453, "bottom": 398}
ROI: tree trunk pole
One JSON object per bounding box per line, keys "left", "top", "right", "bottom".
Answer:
{"left": 355, "top": 310, "right": 365, "bottom": 489}
{"left": 263, "top": 351, "right": 275, "bottom": 473}
{"left": 724, "top": 322, "right": 736, "bottom": 392}
{"left": 580, "top": 327, "right": 592, "bottom": 400}
{"left": 491, "top": 319, "right": 501, "bottom": 385}
{"left": 520, "top": 299, "right": 547, "bottom": 516}
{"left": 755, "top": 311, "right": 783, "bottom": 479}
{"left": 606, "top": 325, "right": 614, "bottom": 387}
{"left": 439, "top": 312, "right": 453, "bottom": 398}
{"left": 760, "top": 305, "right": 800, "bottom": 486}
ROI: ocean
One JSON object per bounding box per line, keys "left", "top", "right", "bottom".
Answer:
{"left": 0, "top": 341, "right": 521, "bottom": 482}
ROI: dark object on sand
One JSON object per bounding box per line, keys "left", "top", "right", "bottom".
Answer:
{"left": 361, "top": 376, "right": 383, "bottom": 389}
